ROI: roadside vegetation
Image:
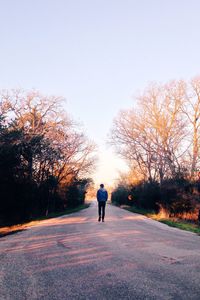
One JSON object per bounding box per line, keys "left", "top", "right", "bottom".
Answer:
{"left": 123, "top": 205, "right": 200, "bottom": 234}
{"left": 0, "top": 203, "right": 90, "bottom": 238}
{"left": 0, "top": 90, "right": 96, "bottom": 227}
{"left": 110, "top": 76, "right": 200, "bottom": 234}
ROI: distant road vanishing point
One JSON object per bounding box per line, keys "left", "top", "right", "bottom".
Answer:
{"left": 0, "top": 202, "right": 200, "bottom": 300}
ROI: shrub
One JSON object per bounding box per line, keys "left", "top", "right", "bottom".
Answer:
{"left": 111, "top": 185, "right": 130, "bottom": 206}
{"left": 132, "top": 181, "right": 160, "bottom": 211}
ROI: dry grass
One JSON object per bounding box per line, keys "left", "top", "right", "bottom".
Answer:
{"left": 0, "top": 220, "right": 41, "bottom": 237}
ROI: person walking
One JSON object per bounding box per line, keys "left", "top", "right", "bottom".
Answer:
{"left": 96, "top": 184, "right": 108, "bottom": 222}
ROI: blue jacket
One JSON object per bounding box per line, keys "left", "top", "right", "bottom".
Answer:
{"left": 97, "top": 188, "right": 108, "bottom": 202}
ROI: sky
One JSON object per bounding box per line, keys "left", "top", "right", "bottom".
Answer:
{"left": 1, "top": 0, "right": 200, "bottom": 185}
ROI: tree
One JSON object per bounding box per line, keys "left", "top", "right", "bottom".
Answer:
{"left": 181, "top": 77, "right": 200, "bottom": 179}
{"left": 0, "top": 89, "right": 96, "bottom": 184}
{"left": 0, "top": 89, "right": 96, "bottom": 224}
{"left": 110, "top": 78, "right": 200, "bottom": 218}
{"left": 111, "top": 81, "right": 188, "bottom": 183}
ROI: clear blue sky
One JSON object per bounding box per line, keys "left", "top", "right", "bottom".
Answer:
{"left": 1, "top": 0, "right": 200, "bottom": 185}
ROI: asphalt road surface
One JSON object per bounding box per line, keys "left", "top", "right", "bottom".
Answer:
{"left": 1, "top": 202, "right": 200, "bottom": 300}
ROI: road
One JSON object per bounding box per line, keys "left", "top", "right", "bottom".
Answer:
{"left": 0, "top": 202, "right": 200, "bottom": 300}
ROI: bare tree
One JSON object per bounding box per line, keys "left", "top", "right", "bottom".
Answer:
{"left": 180, "top": 77, "right": 200, "bottom": 179}
{"left": 111, "top": 80, "right": 188, "bottom": 183}
{"left": 0, "top": 89, "right": 96, "bottom": 185}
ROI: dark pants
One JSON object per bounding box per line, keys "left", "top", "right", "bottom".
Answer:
{"left": 98, "top": 201, "right": 106, "bottom": 219}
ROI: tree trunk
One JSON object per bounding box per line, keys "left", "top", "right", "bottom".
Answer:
{"left": 191, "top": 122, "right": 198, "bottom": 180}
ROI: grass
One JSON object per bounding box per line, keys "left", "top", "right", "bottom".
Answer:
{"left": 34, "top": 203, "right": 90, "bottom": 221}
{"left": 159, "top": 219, "right": 200, "bottom": 234}
{"left": 124, "top": 205, "right": 156, "bottom": 216}
{"left": 119, "top": 204, "right": 200, "bottom": 235}
{"left": 0, "top": 203, "right": 90, "bottom": 238}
